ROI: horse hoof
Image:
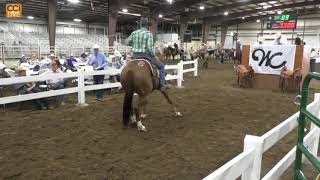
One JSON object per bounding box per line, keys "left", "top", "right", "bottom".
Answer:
{"left": 138, "top": 125, "right": 147, "bottom": 132}
{"left": 175, "top": 112, "right": 183, "bottom": 117}
{"left": 140, "top": 114, "right": 147, "bottom": 119}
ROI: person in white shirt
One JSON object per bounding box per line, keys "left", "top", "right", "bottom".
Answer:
{"left": 310, "top": 48, "right": 319, "bottom": 72}
{"left": 273, "top": 32, "right": 288, "bottom": 45}
{"left": 42, "top": 60, "right": 65, "bottom": 105}
{"left": 254, "top": 36, "right": 264, "bottom": 46}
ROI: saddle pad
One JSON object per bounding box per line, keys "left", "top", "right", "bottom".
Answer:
{"left": 129, "top": 59, "right": 159, "bottom": 78}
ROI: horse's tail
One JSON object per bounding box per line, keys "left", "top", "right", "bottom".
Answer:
{"left": 123, "top": 71, "right": 134, "bottom": 127}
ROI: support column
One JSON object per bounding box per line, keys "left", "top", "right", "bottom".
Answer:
{"left": 202, "top": 20, "right": 210, "bottom": 44}
{"left": 108, "top": 11, "right": 117, "bottom": 47}
{"left": 179, "top": 16, "right": 188, "bottom": 43}
{"left": 47, "top": 0, "right": 57, "bottom": 53}
{"left": 220, "top": 25, "right": 228, "bottom": 47}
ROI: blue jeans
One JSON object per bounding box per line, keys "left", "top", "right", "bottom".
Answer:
{"left": 51, "top": 82, "right": 65, "bottom": 103}
{"left": 133, "top": 52, "right": 166, "bottom": 87}
{"left": 94, "top": 75, "right": 104, "bottom": 99}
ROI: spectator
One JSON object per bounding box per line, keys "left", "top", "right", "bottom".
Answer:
{"left": 79, "top": 52, "right": 89, "bottom": 63}
{"left": 87, "top": 44, "right": 107, "bottom": 101}
{"left": 295, "top": 37, "right": 302, "bottom": 45}
{"left": 14, "top": 69, "right": 52, "bottom": 110}
{"left": 18, "top": 54, "right": 28, "bottom": 65}
{"left": 310, "top": 48, "right": 319, "bottom": 72}
{"left": 42, "top": 60, "right": 66, "bottom": 106}
{"left": 65, "top": 54, "right": 78, "bottom": 71}
{"left": 29, "top": 55, "right": 40, "bottom": 65}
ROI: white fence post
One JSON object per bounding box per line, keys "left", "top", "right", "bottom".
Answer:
{"left": 77, "top": 70, "right": 87, "bottom": 106}
{"left": 177, "top": 62, "right": 183, "bottom": 87}
{"left": 242, "top": 135, "right": 264, "bottom": 180}
{"left": 194, "top": 59, "right": 198, "bottom": 77}
{"left": 179, "top": 60, "right": 184, "bottom": 81}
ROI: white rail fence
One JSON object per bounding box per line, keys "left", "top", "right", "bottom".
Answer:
{"left": 180, "top": 60, "right": 198, "bottom": 81}
{"left": 0, "top": 59, "right": 198, "bottom": 105}
{"left": 203, "top": 93, "right": 320, "bottom": 180}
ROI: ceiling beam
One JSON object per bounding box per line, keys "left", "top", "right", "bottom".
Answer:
{"left": 205, "top": 1, "right": 320, "bottom": 25}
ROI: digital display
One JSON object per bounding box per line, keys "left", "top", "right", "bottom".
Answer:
{"left": 267, "top": 14, "right": 297, "bottom": 30}
{"left": 273, "top": 15, "right": 294, "bottom": 22}
{"left": 271, "top": 22, "right": 296, "bottom": 29}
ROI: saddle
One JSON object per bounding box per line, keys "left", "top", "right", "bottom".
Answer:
{"left": 130, "top": 59, "right": 160, "bottom": 78}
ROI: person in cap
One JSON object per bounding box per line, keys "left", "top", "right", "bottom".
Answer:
{"left": 87, "top": 44, "right": 107, "bottom": 101}
{"left": 126, "top": 17, "right": 169, "bottom": 91}
{"left": 254, "top": 36, "right": 264, "bottom": 45}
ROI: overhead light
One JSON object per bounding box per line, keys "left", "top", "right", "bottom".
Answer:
{"left": 73, "top": 18, "right": 82, "bottom": 22}
{"left": 199, "top": 5, "right": 205, "bottom": 10}
{"left": 242, "top": 17, "right": 245, "bottom": 20}
{"left": 167, "top": 0, "right": 173, "bottom": 4}
{"left": 27, "top": 16, "right": 34, "bottom": 20}
{"left": 263, "top": 5, "right": 272, "bottom": 9}
{"left": 158, "top": 14, "right": 163, "bottom": 18}
{"left": 259, "top": 2, "right": 268, "bottom": 5}
{"left": 269, "top": 1, "right": 277, "bottom": 4}
{"left": 277, "top": 10, "right": 283, "bottom": 14}
{"left": 68, "top": 0, "right": 79, "bottom": 3}
{"left": 118, "top": 11, "right": 141, "bottom": 17}
{"left": 257, "top": 19, "right": 260, "bottom": 23}
{"left": 224, "top": 11, "right": 229, "bottom": 16}
{"left": 122, "top": 8, "right": 128, "bottom": 13}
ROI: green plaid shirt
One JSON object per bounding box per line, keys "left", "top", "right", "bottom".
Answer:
{"left": 126, "top": 27, "right": 155, "bottom": 56}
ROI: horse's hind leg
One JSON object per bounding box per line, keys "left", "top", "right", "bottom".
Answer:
{"left": 138, "top": 95, "right": 148, "bottom": 119}
{"left": 134, "top": 108, "right": 146, "bottom": 132}
{"left": 160, "top": 91, "right": 183, "bottom": 117}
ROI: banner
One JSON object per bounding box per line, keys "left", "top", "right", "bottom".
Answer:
{"left": 249, "top": 45, "right": 296, "bottom": 75}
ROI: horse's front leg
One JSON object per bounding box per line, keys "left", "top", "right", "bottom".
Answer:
{"left": 160, "top": 90, "right": 182, "bottom": 117}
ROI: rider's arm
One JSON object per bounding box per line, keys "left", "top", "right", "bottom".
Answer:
{"left": 146, "top": 32, "right": 155, "bottom": 56}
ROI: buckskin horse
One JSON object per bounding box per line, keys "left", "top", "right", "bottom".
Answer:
{"left": 279, "top": 67, "right": 302, "bottom": 92}
{"left": 236, "top": 65, "right": 255, "bottom": 88}
{"left": 120, "top": 57, "right": 183, "bottom": 132}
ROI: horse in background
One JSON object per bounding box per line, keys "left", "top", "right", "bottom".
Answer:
{"left": 120, "top": 58, "right": 182, "bottom": 132}
{"left": 162, "top": 43, "right": 180, "bottom": 62}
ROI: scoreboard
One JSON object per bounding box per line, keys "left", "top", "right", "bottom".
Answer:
{"left": 267, "top": 14, "right": 297, "bottom": 30}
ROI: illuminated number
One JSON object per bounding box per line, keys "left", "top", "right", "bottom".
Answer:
{"left": 281, "top": 15, "right": 285, "bottom": 21}
{"left": 285, "top": 15, "right": 290, "bottom": 21}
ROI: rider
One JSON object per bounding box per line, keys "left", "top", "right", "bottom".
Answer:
{"left": 126, "top": 18, "right": 168, "bottom": 91}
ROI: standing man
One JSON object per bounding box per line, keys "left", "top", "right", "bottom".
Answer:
{"left": 87, "top": 44, "right": 107, "bottom": 101}
{"left": 126, "top": 18, "right": 168, "bottom": 91}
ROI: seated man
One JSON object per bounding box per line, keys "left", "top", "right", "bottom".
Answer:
{"left": 126, "top": 17, "right": 168, "bottom": 91}
{"left": 42, "top": 60, "right": 66, "bottom": 106}
{"left": 14, "top": 69, "right": 52, "bottom": 110}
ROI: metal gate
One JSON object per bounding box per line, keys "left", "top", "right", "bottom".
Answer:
{"left": 294, "top": 72, "right": 320, "bottom": 179}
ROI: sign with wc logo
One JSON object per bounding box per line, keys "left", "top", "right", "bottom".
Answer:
{"left": 6, "top": 3, "right": 22, "bottom": 18}
{"left": 249, "top": 45, "right": 296, "bottom": 75}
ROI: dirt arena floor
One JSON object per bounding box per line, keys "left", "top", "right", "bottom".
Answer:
{"left": 1, "top": 62, "right": 319, "bottom": 180}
